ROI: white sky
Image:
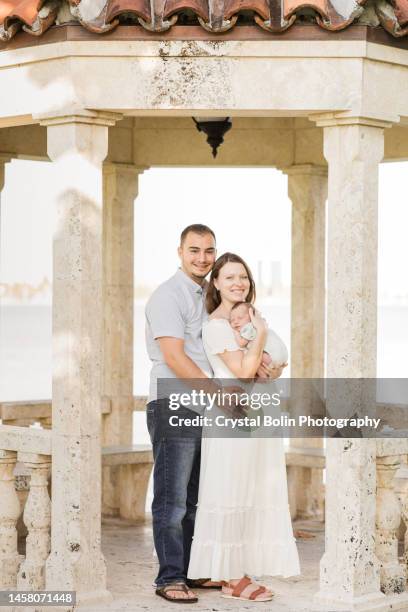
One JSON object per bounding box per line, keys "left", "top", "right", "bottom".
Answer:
{"left": 0, "top": 160, "right": 407, "bottom": 299}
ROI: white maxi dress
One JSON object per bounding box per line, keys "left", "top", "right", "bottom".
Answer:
{"left": 187, "top": 318, "right": 300, "bottom": 581}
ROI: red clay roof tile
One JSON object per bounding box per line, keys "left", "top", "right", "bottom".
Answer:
{"left": 1, "top": 0, "right": 59, "bottom": 39}
{"left": 105, "top": 0, "right": 151, "bottom": 23}
{"left": 1, "top": 0, "right": 408, "bottom": 41}
{"left": 0, "top": 0, "right": 42, "bottom": 27}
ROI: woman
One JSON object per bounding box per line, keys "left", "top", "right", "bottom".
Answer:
{"left": 187, "top": 252, "right": 300, "bottom": 602}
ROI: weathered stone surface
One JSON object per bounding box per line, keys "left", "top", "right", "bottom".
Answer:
{"left": 314, "top": 118, "right": 395, "bottom": 609}
{"left": 322, "top": 121, "right": 385, "bottom": 380}
{"left": 286, "top": 164, "right": 326, "bottom": 382}
{"left": 101, "top": 163, "right": 142, "bottom": 518}
{"left": 1, "top": 42, "right": 408, "bottom": 131}
{"left": 0, "top": 398, "right": 111, "bottom": 425}
{"left": 0, "top": 425, "right": 51, "bottom": 455}
{"left": 285, "top": 164, "right": 327, "bottom": 521}
{"left": 318, "top": 439, "right": 386, "bottom": 608}
{"left": 40, "top": 112, "right": 118, "bottom": 607}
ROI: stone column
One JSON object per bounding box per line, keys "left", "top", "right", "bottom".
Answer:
{"left": 101, "top": 163, "right": 142, "bottom": 517}
{"left": 39, "top": 111, "right": 120, "bottom": 607}
{"left": 284, "top": 165, "right": 327, "bottom": 520}
{"left": 314, "top": 116, "right": 397, "bottom": 608}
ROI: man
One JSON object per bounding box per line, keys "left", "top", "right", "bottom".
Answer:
{"left": 145, "top": 224, "right": 219, "bottom": 603}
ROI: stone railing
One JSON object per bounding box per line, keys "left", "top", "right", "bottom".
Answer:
{"left": 0, "top": 396, "right": 148, "bottom": 428}
{"left": 0, "top": 425, "right": 52, "bottom": 590}
{"left": 376, "top": 439, "right": 408, "bottom": 594}
{"left": 2, "top": 398, "right": 408, "bottom": 597}
{"left": 0, "top": 397, "right": 112, "bottom": 428}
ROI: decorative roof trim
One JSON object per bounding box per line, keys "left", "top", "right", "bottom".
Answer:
{"left": 1, "top": 0, "right": 408, "bottom": 41}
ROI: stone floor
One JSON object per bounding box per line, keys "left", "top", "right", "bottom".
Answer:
{"left": 83, "top": 515, "right": 334, "bottom": 612}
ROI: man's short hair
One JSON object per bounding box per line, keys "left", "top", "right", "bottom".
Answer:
{"left": 180, "top": 224, "right": 216, "bottom": 246}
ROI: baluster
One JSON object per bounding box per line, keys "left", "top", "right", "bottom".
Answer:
{"left": 0, "top": 450, "right": 21, "bottom": 588}
{"left": 17, "top": 453, "right": 51, "bottom": 590}
{"left": 376, "top": 454, "right": 406, "bottom": 593}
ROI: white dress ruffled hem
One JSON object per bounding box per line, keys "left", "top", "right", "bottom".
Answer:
{"left": 187, "top": 319, "right": 301, "bottom": 581}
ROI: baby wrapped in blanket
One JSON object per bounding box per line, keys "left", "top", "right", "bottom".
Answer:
{"left": 229, "top": 301, "right": 288, "bottom": 368}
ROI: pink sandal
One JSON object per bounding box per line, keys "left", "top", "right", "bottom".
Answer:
{"left": 221, "top": 576, "right": 274, "bottom": 602}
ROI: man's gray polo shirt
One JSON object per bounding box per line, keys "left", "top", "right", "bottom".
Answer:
{"left": 145, "top": 268, "right": 213, "bottom": 406}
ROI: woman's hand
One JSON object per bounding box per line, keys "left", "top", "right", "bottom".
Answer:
{"left": 249, "top": 308, "right": 267, "bottom": 337}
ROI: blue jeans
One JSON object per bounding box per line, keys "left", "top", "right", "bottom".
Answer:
{"left": 146, "top": 399, "right": 202, "bottom": 587}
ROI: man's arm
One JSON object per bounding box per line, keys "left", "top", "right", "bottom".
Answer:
{"left": 158, "top": 337, "right": 224, "bottom": 396}
{"left": 158, "top": 337, "right": 246, "bottom": 414}
{"left": 158, "top": 337, "right": 208, "bottom": 379}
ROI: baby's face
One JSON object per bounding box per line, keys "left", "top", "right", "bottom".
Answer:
{"left": 230, "top": 305, "right": 251, "bottom": 332}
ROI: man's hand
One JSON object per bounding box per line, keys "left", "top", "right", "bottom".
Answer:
{"left": 270, "top": 363, "right": 287, "bottom": 380}
{"left": 256, "top": 361, "right": 288, "bottom": 381}
{"left": 218, "top": 384, "right": 248, "bottom": 417}
{"left": 256, "top": 362, "right": 273, "bottom": 380}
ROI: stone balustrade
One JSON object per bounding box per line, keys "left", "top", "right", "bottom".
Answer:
{"left": 0, "top": 396, "right": 151, "bottom": 429}
{"left": 2, "top": 402, "right": 408, "bottom": 604}
{"left": 376, "top": 440, "right": 408, "bottom": 595}
{"left": 0, "top": 425, "right": 52, "bottom": 590}
{"left": 0, "top": 397, "right": 112, "bottom": 428}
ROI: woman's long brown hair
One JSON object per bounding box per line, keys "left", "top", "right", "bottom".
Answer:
{"left": 206, "top": 252, "right": 256, "bottom": 314}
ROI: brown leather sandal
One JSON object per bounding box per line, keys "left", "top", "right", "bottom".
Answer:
{"left": 221, "top": 575, "right": 274, "bottom": 602}
{"left": 186, "top": 578, "right": 223, "bottom": 589}
{"left": 156, "top": 582, "right": 198, "bottom": 603}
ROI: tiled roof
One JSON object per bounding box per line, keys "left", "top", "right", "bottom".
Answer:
{"left": 1, "top": 0, "right": 408, "bottom": 41}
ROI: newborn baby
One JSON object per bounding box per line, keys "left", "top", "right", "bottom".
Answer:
{"left": 230, "top": 301, "right": 288, "bottom": 368}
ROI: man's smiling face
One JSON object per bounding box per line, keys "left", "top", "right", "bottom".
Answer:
{"left": 178, "top": 231, "right": 217, "bottom": 284}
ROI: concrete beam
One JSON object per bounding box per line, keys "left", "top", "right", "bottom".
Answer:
{"left": 1, "top": 117, "right": 408, "bottom": 166}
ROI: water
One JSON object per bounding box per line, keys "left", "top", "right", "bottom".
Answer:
{"left": 1, "top": 301, "right": 407, "bottom": 445}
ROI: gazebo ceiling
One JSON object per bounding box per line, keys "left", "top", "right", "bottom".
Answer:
{"left": 1, "top": 0, "right": 408, "bottom": 41}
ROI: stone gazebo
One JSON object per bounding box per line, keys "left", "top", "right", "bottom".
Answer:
{"left": 1, "top": 0, "right": 408, "bottom": 610}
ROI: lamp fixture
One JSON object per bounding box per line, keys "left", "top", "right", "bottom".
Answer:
{"left": 192, "top": 117, "right": 232, "bottom": 158}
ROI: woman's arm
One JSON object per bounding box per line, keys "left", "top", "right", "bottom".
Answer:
{"left": 233, "top": 329, "right": 249, "bottom": 349}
